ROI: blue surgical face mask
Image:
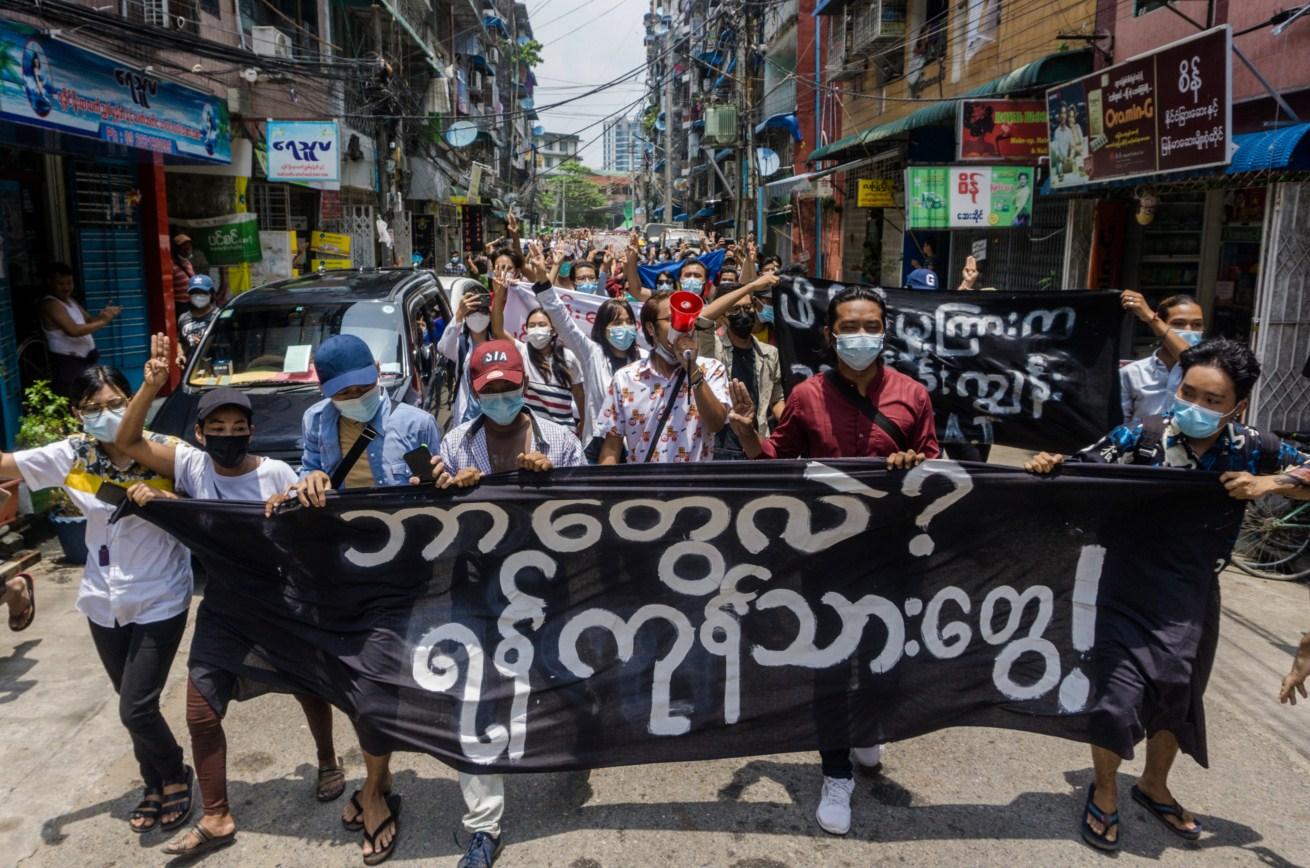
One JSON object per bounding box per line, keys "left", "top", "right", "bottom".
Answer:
{"left": 758, "top": 304, "right": 775, "bottom": 324}
{"left": 480, "top": 389, "right": 525, "bottom": 425}
{"left": 82, "top": 408, "right": 124, "bottom": 442}
{"left": 576, "top": 281, "right": 600, "bottom": 294}
{"left": 680, "top": 277, "right": 704, "bottom": 295}
{"left": 834, "top": 333, "right": 885, "bottom": 371}
{"left": 334, "top": 385, "right": 382, "bottom": 423}
{"left": 1178, "top": 329, "right": 1205, "bottom": 348}
{"left": 1171, "top": 396, "right": 1227, "bottom": 439}
{"left": 606, "top": 324, "right": 637, "bottom": 350}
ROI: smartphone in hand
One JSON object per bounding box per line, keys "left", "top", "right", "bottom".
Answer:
{"left": 404, "top": 446, "right": 434, "bottom": 482}
{"left": 95, "top": 482, "right": 128, "bottom": 507}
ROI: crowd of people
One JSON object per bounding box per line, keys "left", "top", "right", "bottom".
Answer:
{"left": 2, "top": 224, "right": 1310, "bottom": 866}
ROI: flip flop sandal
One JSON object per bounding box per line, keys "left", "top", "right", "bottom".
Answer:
{"left": 342, "top": 788, "right": 393, "bottom": 832}
{"left": 159, "top": 765, "right": 195, "bottom": 832}
{"left": 9, "top": 573, "right": 34, "bottom": 632}
{"left": 1131, "top": 784, "right": 1203, "bottom": 841}
{"left": 162, "top": 823, "right": 237, "bottom": 857}
{"left": 317, "top": 758, "right": 346, "bottom": 802}
{"left": 361, "top": 793, "right": 402, "bottom": 866}
{"left": 128, "top": 792, "right": 162, "bottom": 834}
{"left": 1080, "top": 784, "right": 1120, "bottom": 852}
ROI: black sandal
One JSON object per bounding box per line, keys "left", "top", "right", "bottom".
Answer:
{"left": 9, "top": 573, "right": 33, "bottom": 632}
{"left": 129, "top": 791, "right": 162, "bottom": 834}
{"left": 1132, "top": 784, "right": 1203, "bottom": 840}
{"left": 342, "top": 787, "right": 393, "bottom": 831}
{"left": 161, "top": 823, "right": 237, "bottom": 857}
{"left": 361, "top": 793, "right": 401, "bottom": 866}
{"left": 317, "top": 757, "right": 346, "bottom": 802}
{"left": 159, "top": 765, "right": 195, "bottom": 832}
{"left": 1080, "top": 784, "right": 1120, "bottom": 851}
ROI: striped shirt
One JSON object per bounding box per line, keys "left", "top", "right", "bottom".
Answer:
{"left": 439, "top": 411, "right": 586, "bottom": 474}
{"left": 513, "top": 338, "right": 583, "bottom": 427}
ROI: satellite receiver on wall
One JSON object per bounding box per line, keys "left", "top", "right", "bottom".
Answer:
{"left": 445, "top": 120, "right": 478, "bottom": 148}
{"left": 756, "top": 148, "right": 781, "bottom": 176}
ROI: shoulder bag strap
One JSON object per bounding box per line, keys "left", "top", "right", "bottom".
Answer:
{"left": 643, "top": 367, "right": 689, "bottom": 463}
{"left": 330, "top": 423, "right": 379, "bottom": 490}
{"left": 822, "top": 369, "right": 908, "bottom": 452}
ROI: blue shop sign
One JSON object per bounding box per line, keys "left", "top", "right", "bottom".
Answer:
{"left": 0, "top": 19, "right": 230, "bottom": 164}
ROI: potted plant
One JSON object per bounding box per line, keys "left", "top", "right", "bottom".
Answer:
{"left": 16, "top": 379, "right": 87, "bottom": 564}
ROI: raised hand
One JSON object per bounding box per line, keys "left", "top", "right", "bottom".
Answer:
{"left": 1121, "top": 289, "right": 1153, "bottom": 323}
{"left": 728, "top": 379, "right": 755, "bottom": 428}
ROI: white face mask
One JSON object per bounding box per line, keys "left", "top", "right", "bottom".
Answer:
{"left": 189, "top": 293, "right": 211, "bottom": 309}
{"left": 466, "top": 312, "right": 491, "bottom": 334}
{"left": 525, "top": 326, "right": 553, "bottom": 349}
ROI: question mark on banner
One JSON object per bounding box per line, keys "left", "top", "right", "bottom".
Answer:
{"left": 900, "top": 460, "right": 974, "bottom": 557}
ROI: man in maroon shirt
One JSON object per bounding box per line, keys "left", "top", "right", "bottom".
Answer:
{"left": 726, "top": 284, "right": 939, "bottom": 837}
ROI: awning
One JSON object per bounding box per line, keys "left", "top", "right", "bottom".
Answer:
{"left": 483, "top": 15, "right": 510, "bottom": 37}
{"left": 672, "top": 212, "right": 689, "bottom": 222}
{"left": 814, "top": 0, "right": 852, "bottom": 14}
{"left": 693, "top": 206, "right": 715, "bottom": 219}
{"left": 696, "top": 50, "right": 724, "bottom": 67}
{"left": 807, "top": 49, "right": 1092, "bottom": 162}
{"left": 713, "top": 148, "right": 733, "bottom": 162}
{"left": 712, "top": 56, "right": 737, "bottom": 90}
{"left": 692, "top": 119, "right": 705, "bottom": 132}
{"left": 714, "top": 218, "right": 735, "bottom": 228}
{"left": 765, "top": 157, "right": 870, "bottom": 197}
{"left": 653, "top": 159, "right": 666, "bottom": 172}
{"left": 755, "top": 112, "right": 802, "bottom": 142}
{"left": 652, "top": 205, "right": 663, "bottom": 219}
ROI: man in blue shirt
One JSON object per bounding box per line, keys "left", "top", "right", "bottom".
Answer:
{"left": 1025, "top": 338, "right": 1307, "bottom": 853}
{"left": 265, "top": 333, "right": 440, "bottom": 863}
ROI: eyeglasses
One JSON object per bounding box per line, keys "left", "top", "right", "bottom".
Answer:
{"left": 79, "top": 398, "right": 128, "bottom": 414}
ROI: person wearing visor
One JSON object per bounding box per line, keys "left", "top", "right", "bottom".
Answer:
{"left": 1025, "top": 337, "right": 1307, "bottom": 853}
{"left": 263, "top": 333, "right": 438, "bottom": 863}
{"left": 1119, "top": 292, "right": 1204, "bottom": 427}
{"left": 420, "top": 339, "right": 583, "bottom": 868}
{"left": 178, "top": 274, "right": 219, "bottom": 364}
{"left": 113, "top": 334, "right": 344, "bottom": 857}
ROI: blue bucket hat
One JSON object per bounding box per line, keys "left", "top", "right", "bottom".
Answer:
{"left": 315, "top": 334, "right": 378, "bottom": 397}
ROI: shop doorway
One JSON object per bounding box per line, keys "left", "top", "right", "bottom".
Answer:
{"left": 0, "top": 149, "right": 52, "bottom": 447}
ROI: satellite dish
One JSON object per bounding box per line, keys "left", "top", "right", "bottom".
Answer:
{"left": 445, "top": 121, "right": 478, "bottom": 148}
{"left": 517, "top": 35, "right": 529, "bottom": 46}
{"left": 532, "top": 124, "right": 544, "bottom": 137}
{"left": 756, "top": 148, "right": 781, "bottom": 176}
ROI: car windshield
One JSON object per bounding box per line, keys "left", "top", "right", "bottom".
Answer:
{"left": 187, "top": 300, "right": 406, "bottom": 388}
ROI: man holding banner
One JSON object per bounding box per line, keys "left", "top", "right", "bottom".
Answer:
{"left": 726, "top": 284, "right": 938, "bottom": 836}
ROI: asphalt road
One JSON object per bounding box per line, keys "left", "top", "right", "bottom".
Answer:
{"left": 3, "top": 507, "right": 1309, "bottom": 867}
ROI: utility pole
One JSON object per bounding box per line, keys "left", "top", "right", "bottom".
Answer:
{"left": 663, "top": 43, "right": 674, "bottom": 222}
{"left": 736, "top": 0, "right": 755, "bottom": 239}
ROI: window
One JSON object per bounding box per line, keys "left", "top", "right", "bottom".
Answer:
{"left": 1134, "top": 0, "right": 1169, "bottom": 14}
{"left": 121, "top": 0, "right": 200, "bottom": 36}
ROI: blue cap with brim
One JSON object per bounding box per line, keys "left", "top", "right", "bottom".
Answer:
{"left": 315, "top": 334, "right": 378, "bottom": 397}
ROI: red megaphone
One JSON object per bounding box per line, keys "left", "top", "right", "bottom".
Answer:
{"left": 669, "top": 290, "right": 704, "bottom": 335}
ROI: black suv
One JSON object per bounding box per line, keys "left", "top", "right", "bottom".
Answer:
{"left": 151, "top": 269, "right": 451, "bottom": 465}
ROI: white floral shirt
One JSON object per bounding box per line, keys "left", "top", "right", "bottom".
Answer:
{"left": 600, "top": 356, "right": 729, "bottom": 463}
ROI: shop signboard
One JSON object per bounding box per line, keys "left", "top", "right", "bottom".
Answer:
{"left": 266, "top": 121, "right": 340, "bottom": 183}
{"left": 310, "top": 231, "right": 351, "bottom": 258}
{"left": 1046, "top": 25, "right": 1231, "bottom": 189}
{"left": 956, "top": 99, "right": 1049, "bottom": 162}
{"left": 904, "top": 166, "right": 1034, "bottom": 230}
{"left": 856, "top": 178, "right": 896, "bottom": 208}
{"left": 173, "top": 214, "right": 261, "bottom": 266}
{"left": 0, "top": 20, "right": 230, "bottom": 164}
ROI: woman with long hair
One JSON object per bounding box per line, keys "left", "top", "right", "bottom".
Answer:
{"left": 490, "top": 277, "right": 586, "bottom": 435}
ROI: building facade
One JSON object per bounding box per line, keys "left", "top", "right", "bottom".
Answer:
{"left": 603, "top": 115, "right": 644, "bottom": 173}
{"left": 533, "top": 130, "right": 581, "bottom": 173}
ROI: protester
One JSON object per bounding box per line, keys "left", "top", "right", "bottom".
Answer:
{"left": 171, "top": 233, "right": 196, "bottom": 297}
{"left": 177, "top": 274, "right": 219, "bottom": 363}
{"left": 597, "top": 289, "right": 729, "bottom": 464}
{"left": 40, "top": 262, "right": 121, "bottom": 398}
{"left": 693, "top": 275, "right": 784, "bottom": 458}
{"left": 726, "top": 284, "right": 938, "bottom": 836}
{"left": 113, "top": 336, "right": 344, "bottom": 857}
{"left": 417, "top": 339, "right": 584, "bottom": 868}
{"left": 1119, "top": 292, "right": 1203, "bottom": 426}
{"left": 489, "top": 269, "right": 585, "bottom": 434}
{"left": 1023, "top": 337, "right": 1307, "bottom": 852}
{"left": 266, "top": 332, "right": 442, "bottom": 864}
{"left": 760, "top": 254, "right": 782, "bottom": 275}
{"left": 0, "top": 365, "right": 194, "bottom": 834}
{"left": 569, "top": 257, "right": 603, "bottom": 296}
{"left": 532, "top": 251, "right": 647, "bottom": 462}
{"left": 905, "top": 267, "right": 939, "bottom": 291}
{"left": 439, "top": 279, "right": 497, "bottom": 425}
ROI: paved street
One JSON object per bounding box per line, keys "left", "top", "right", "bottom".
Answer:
{"left": 2, "top": 522, "right": 1308, "bottom": 868}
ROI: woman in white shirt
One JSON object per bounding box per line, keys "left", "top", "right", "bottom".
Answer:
{"left": 437, "top": 277, "right": 495, "bottom": 425}
{"left": 113, "top": 336, "right": 343, "bottom": 859}
{"left": 0, "top": 365, "right": 194, "bottom": 835}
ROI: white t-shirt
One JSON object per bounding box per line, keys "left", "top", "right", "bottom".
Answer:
{"left": 172, "top": 442, "right": 298, "bottom": 501}
{"left": 15, "top": 435, "right": 192, "bottom": 627}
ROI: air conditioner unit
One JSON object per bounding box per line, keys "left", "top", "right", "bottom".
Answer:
{"left": 251, "top": 26, "right": 293, "bottom": 59}
{"left": 703, "top": 105, "right": 737, "bottom": 145}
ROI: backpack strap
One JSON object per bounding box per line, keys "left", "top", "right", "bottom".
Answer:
{"left": 1134, "top": 415, "right": 1168, "bottom": 466}
{"left": 329, "top": 423, "right": 378, "bottom": 490}
{"left": 1256, "top": 429, "right": 1286, "bottom": 476}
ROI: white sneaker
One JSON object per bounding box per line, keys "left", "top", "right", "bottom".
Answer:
{"left": 816, "top": 776, "right": 855, "bottom": 835}
{"left": 853, "top": 744, "right": 884, "bottom": 769}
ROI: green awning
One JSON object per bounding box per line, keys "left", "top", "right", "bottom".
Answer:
{"left": 806, "top": 48, "right": 1092, "bottom": 163}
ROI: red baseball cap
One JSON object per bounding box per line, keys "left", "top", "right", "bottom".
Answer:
{"left": 470, "top": 339, "right": 525, "bottom": 392}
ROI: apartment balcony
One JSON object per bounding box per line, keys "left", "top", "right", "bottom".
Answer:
{"left": 825, "top": 0, "right": 907, "bottom": 82}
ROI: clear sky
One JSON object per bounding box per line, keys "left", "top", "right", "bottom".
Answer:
{"left": 527, "top": 0, "right": 649, "bottom": 169}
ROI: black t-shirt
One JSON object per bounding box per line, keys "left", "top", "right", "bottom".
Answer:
{"left": 718, "top": 344, "right": 758, "bottom": 454}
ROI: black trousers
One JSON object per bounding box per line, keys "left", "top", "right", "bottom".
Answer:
{"left": 88, "top": 610, "right": 188, "bottom": 792}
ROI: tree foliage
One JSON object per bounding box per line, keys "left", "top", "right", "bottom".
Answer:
{"left": 538, "top": 161, "right": 608, "bottom": 228}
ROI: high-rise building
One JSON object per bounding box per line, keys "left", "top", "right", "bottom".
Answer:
{"left": 603, "top": 116, "right": 643, "bottom": 173}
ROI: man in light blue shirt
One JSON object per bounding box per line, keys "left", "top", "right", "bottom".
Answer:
{"left": 1118, "top": 291, "right": 1204, "bottom": 427}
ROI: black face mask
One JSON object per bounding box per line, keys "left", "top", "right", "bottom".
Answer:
{"left": 202, "top": 434, "right": 251, "bottom": 469}
{"left": 727, "top": 309, "right": 756, "bottom": 338}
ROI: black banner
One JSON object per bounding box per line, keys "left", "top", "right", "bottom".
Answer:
{"left": 772, "top": 277, "right": 1123, "bottom": 452}
{"left": 138, "top": 461, "right": 1240, "bottom": 773}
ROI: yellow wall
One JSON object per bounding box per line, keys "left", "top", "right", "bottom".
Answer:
{"left": 838, "top": 0, "right": 1099, "bottom": 136}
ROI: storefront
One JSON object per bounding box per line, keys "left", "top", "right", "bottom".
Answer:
{"left": 0, "top": 18, "right": 230, "bottom": 447}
